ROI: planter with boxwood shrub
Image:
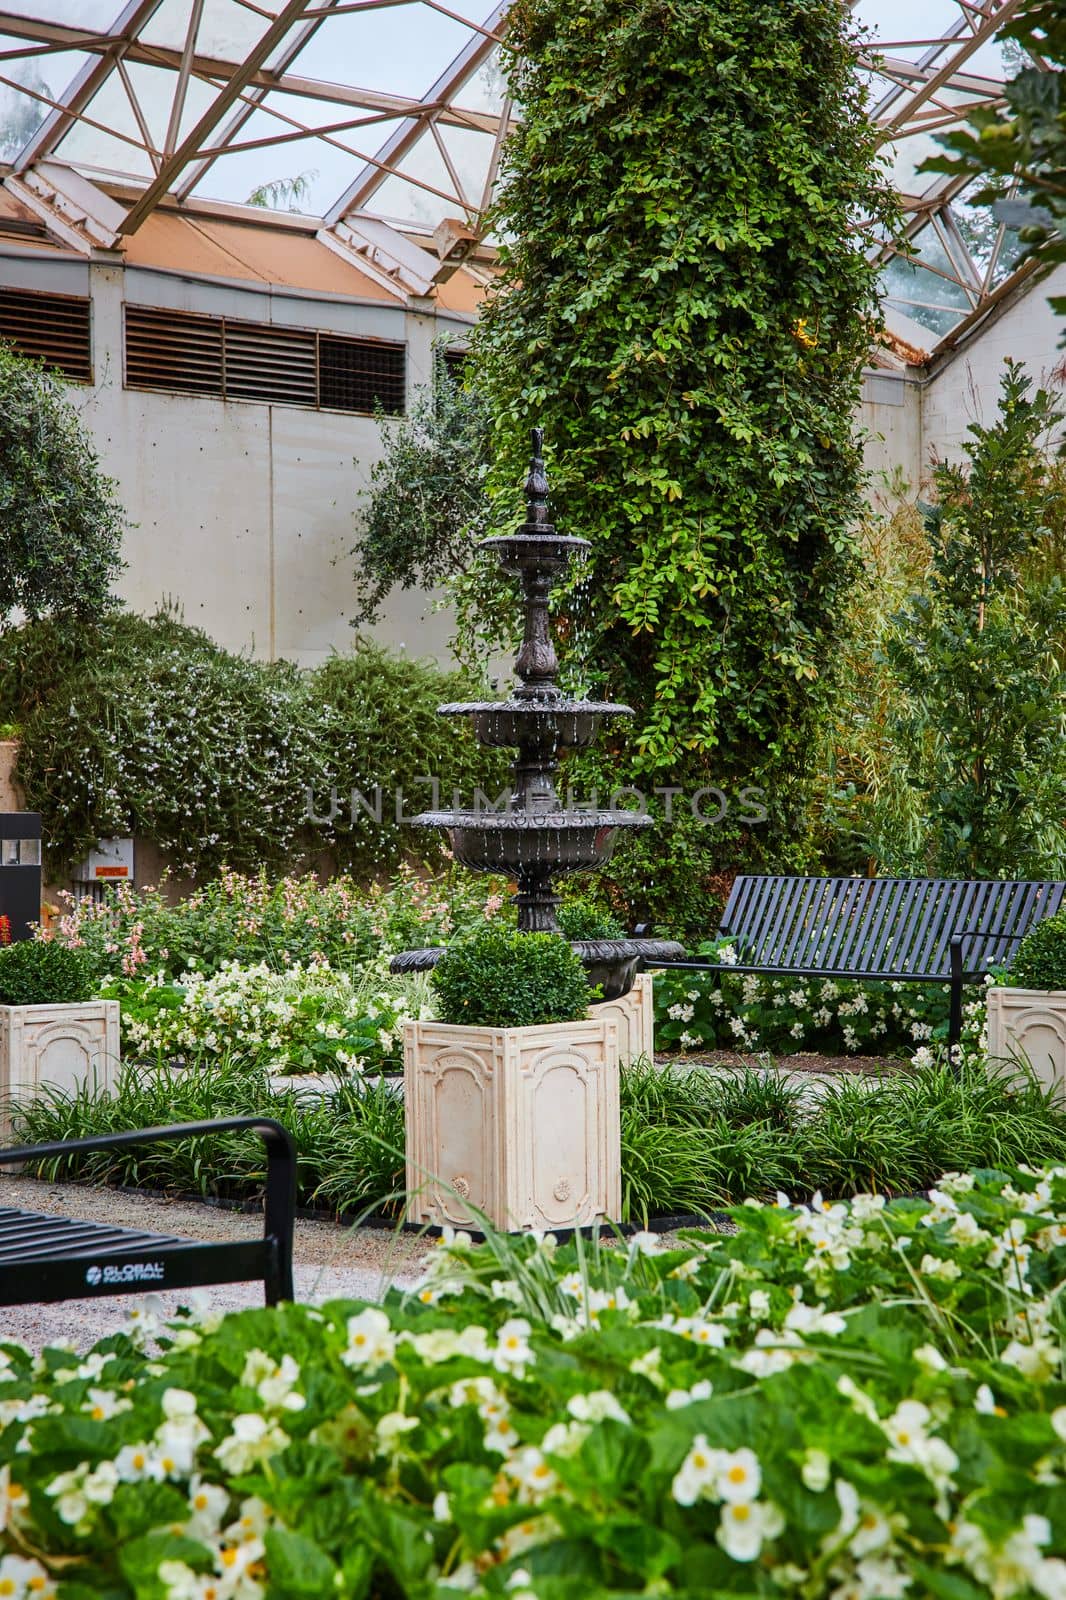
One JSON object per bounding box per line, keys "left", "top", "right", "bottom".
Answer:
{"left": 0, "top": 939, "right": 119, "bottom": 1131}
{"left": 987, "top": 909, "right": 1066, "bottom": 1098}
{"left": 404, "top": 928, "right": 621, "bottom": 1232}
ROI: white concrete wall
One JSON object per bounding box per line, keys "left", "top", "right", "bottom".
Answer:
{"left": 860, "top": 369, "right": 923, "bottom": 501}
{"left": 922, "top": 266, "right": 1066, "bottom": 463}
{"left": 2, "top": 247, "right": 467, "bottom": 667}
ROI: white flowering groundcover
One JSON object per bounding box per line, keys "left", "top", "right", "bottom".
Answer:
{"left": 102, "top": 960, "right": 430, "bottom": 1078}
{"left": 2, "top": 1166, "right": 1065, "bottom": 1599}
{"left": 654, "top": 940, "right": 985, "bottom": 1058}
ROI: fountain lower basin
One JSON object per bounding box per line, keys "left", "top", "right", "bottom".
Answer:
{"left": 413, "top": 808, "right": 652, "bottom": 875}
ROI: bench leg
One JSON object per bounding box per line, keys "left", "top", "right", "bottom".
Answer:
{"left": 948, "top": 939, "right": 964, "bottom": 1061}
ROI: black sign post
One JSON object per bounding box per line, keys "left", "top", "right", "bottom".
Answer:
{"left": 0, "top": 813, "right": 42, "bottom": 941}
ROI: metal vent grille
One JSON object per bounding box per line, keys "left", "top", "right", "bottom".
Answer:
{"left": 320, "top": 334, "right": 404, "bottom": 414}
{"left": 125, "top": 303, "right": 404, "bottom": 414}
{"left": 225, "top": 321, "right": 316, "bottom": 405}
{"left": 0, "top": 287, "right": 91, "bottom": 383}
{"left": 126, "top": 305, "right": 222, "bottom": 396}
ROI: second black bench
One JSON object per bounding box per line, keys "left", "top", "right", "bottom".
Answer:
{"left": 646, "top": 875, "right": 1066, "bottom": 1048}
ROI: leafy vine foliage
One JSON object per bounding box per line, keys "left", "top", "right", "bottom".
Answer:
{"left": 350, "top": 353, "right": 493, "bottom": 625}
{"left": 463, "top": 0, "right": 898, "bottom": 929}
{"left": 0, "top": 343, "right": 126, "bottom": 619}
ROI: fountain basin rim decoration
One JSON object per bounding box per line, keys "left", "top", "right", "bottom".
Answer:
{"left": 412, "top": 809, "right": 653, "bottom": 831}
{"left": 390, "top": 937, "right": 686, "bottom": 1002}
{"left": 438, "top": 700, "right": 634, "bottom": 750}
{"left": 437, "top": 700, "right": 634, "bottom": 717}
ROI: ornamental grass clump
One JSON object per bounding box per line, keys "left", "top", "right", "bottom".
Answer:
{"left": 0, "top": 1165, "right": 1065, "bottom": 1598}
{"left": 432, "top": 928, "right": 592, "bottom": 1028}
{"left": 0, "top": 939, "right": 93, "bottom": 1006}
{"left": 1009, "top": 910, "right": 1066, "bottom": 992}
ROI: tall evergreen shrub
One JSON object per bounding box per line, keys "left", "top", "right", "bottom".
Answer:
{"left": 466, "top": 0, "right": 898, "bottom": 932}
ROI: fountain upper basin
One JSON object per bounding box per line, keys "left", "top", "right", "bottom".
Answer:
{"left": 438, "top": 699, "right": 633, "bottom": 750}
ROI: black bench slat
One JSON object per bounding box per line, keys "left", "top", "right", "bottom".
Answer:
{"left": 0, "top": 1211, "right": 183, "bottom": 1263}
{"left": 649, "top": 875, "right": 1066, "bottom": 1050}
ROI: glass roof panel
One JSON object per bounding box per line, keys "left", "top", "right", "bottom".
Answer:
{"left": 286, "top": 6, "right": 476, "bottom": 100}
{"left": 2, "top": 0, "right": 123, "bottom": 24}
{"left": 0, "top": 0, "right": 1037, "bottom": 355}
{"left": 0, "top": 51, "right": 87, "bottom": 161}
{"left": 141, "top": 0, "right": 273, "bottom": 58}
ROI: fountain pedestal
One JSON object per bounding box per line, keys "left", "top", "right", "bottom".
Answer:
{"left": 404, "top": 1014, "right": 620, "bottom": 1232}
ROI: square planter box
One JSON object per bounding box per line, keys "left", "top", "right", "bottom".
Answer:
{"left": 404, "top": 1014, "right": 620, "bottom": 1232}
{"left": 0, "top": 1000, "right": 120, "bottom": 1135}
{"left": 986, "top": 986, "right": 1066, "bottom": 1101}
{"left": 596, "top": 972, "right": 654, "bottom": 1064}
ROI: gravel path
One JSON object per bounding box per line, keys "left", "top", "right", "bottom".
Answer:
{"left": 0, "top": 1175, "right": 429, "bottom": 1351}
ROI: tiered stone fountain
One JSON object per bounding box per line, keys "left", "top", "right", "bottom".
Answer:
{"left": 391, "top": 428, "right": 682, "bottom": 998}
{"left": 394, "top": 430, "right": 682, "bottom": 1232}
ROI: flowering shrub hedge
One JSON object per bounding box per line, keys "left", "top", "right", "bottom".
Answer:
{"left": 104, "top": 961, "right": 430, "bottom": 1078}
{"left": 653, "top": 939, "right": 986, "bottom": 1058}
{"left": 1, "top": 1165, "right": 1065, "bottom": 1598}
{"left": 49, "top": 869, "right": 509, "bottom": 986}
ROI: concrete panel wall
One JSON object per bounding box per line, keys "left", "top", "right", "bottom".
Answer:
{"left": 1, "top": 247, "right": 467, "bottom": 667}
{"left": 922, "top": 266, "right": 1066, "bottom": 463}
{"left": 860, "top": 369, "right": 923, "bottom": 501}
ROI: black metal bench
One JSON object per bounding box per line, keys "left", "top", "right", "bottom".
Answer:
{"left": 0, "top": 1117, "right": 295, "bottom": 1309}
{"left": 646, "top": 876, "right": 1066, "bottom": 1048}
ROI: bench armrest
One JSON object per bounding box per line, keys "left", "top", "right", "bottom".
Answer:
{"left": 0, "top": 1117, "right": 297, "bottom": 1262}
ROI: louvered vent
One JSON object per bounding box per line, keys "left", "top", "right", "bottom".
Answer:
{"left": 320, "top": 335, "right": 405, "bottom": 414}
{"left": 126, "top": 305, "right": 222, "bottom": 396}
{"left": 125, "top": 303, "right": 405, "bottom": 414}
{"left": 225, "top": 321, "right": 315, "bottom": 405}
{"left": 0, "top": 287, "right": 91, "bottom": 383}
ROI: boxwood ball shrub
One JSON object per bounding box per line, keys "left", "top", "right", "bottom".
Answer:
{"left": 1009, "top": 909, "right": 1066, "bottom": 992}
{"left": 433, "top": 928, "right": 592, "bottom": 1027}
{"left": 0, "top": 939, "right": 92, "bottom": 1006}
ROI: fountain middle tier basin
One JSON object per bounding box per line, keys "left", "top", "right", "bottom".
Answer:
{"left": 412, "top": 808, "right": 652, "bottom": 875}
{"left": 437, "top": 699, "right": 634, "bottom": 750}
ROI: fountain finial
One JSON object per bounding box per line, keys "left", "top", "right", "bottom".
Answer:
{"left": 523, "top": 427, "right": 551, "bottom": 528}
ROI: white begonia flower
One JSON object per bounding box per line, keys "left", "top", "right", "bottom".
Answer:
{"left": 913, "top": 1343, "right": 949, "bottom": 1373}
{"left": 849, "top": 1556, "right": 912, "bottom": 1598}
{"left": 113, "top": 1443, "right": 167, "bottom": 1484}
{"left": 883, "top": 1400, "right": 958, "bottom": 1491}
{"left": 835, "top": 1375, "right": 881, "bottom": 1423}
{"left": 974, "top": 1385, "right": 1001, "bottom": 1416}
{"left": 213, "top": 1414, "right": 290, "bottom": 1475}
{"left": 45, "top": 1465, "right": 91, "bottom": 1526}
{"left": 665, "top": 1380, "right": 713, "bottom": 1411}
{"left": 490, "top": 1278, "right": 524, "bottom": 1305}
{"left": 918, "top": 1254, "right": 961, "bottom": 1283}
{"left": 0, "top": 1466, "right": 28, "bottom": 1533}
{"left": 493, "top": 1318, "right": 534, "bottom": 1374}
{"left": 503, "top": 1446, "right": 557, "bottom": 1503}
{"left": 748, "top": 1289, "right": 772, "bottom": 1320}
{"left": 432, "top": 1491, "right": 452, "bottom": 1523}
{"left": 783, "top": 1301, "right": 847, "bottom": 1337}
{"left": 671, "top": 1435, "right": 720, "bottom": 1506}
{"left": 82, "top": 1387, "right": 132, "bottom": 1422}
{"left": 341, "top": 1308, "right": 396, "bottom": 1371}
{"left": 375, "top": 1411, "right": 418, "bottom": 1456}
{"left": 951, "top": 1514, "right": 1066, "bottom": 1600}
{"left": 567, "top": 1390, "right": 630, "bottom": 1426}
{"left": 801, "top": 1448, "right": 832, "bottom": 1492}
{"left": 1052, "top": 1407, "right": 1066, "bottom": 1442}
{"left": 0, "top": 1554, "right": 56, "bottom": 1598}
{"left": 1000, "top": 1336, "right": 1059, "bottom": 1383}
{"left": 735, "top": 1327, "right": 806, "bottom": 1377}
{"left": 717, "top": 1498, "right": 785, "bottom": 1563}
{"left": 185, "top": 1477, "right": 230, "bottom": 1539}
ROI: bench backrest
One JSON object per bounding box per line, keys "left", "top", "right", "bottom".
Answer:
{"left": 718, "top": 876, "right": 1066, "bottom": 979}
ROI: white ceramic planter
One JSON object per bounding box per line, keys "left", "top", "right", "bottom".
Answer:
{"left": 986, "top": 986, "right": 1066, "bottom": 1100}
{"left": 596, "top": 973, "right": 654, "bottom": 1064}
{"left": 403, "top": 1013, "right": 620, "bottom": 1232}
{"left": 0, "top": 1000, "right": 121, "bottom": 1133}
